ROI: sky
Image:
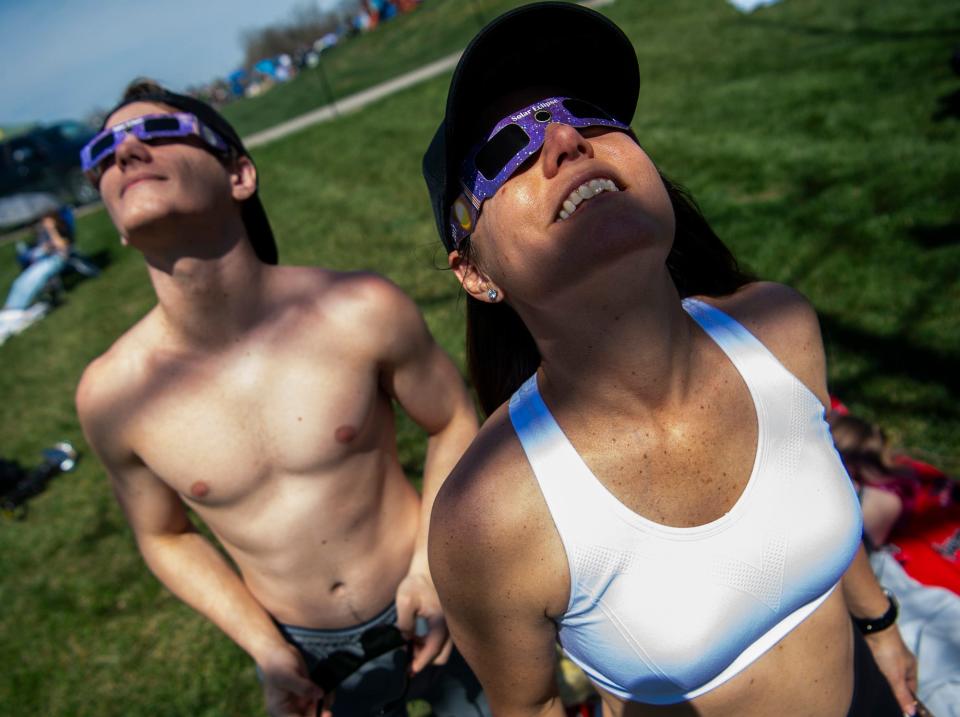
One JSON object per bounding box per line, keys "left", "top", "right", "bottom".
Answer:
{"left": 0, "top": 0, "right": 342, "bottom": 127}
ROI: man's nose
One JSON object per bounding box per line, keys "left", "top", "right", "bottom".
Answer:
{"left": 115, "top": 131, "right": 151, "bottom": 168}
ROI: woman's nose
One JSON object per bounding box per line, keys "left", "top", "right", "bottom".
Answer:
{"left": 540, "top": 122, "right": 594, "bottom": 179}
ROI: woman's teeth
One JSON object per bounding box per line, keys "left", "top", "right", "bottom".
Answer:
{"left": 558, "top": 178, "right": 619, "bottom": 221}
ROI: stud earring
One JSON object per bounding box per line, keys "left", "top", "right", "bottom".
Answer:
{"left": 487, "top": 288, "right": 499, "bottom": 302}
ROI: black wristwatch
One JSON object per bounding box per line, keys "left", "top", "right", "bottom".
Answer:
{"left": 852, "top": 589, "right": 899, "bottom": 635}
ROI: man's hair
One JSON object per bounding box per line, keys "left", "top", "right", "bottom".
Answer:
{"left": 121, "top": 78, "right": 169, "bottom": 104}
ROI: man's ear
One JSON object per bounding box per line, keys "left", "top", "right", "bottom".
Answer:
{"left": 448, "top": 249, "right": 504, "bottom": 303}
{"left": 230, "top": 155, "right": 257, "bottom": 201}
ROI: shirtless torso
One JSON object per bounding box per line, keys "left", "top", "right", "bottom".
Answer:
{"left": 77, "top": 96, "right": 478, "bottom": 717}
{"left": 80, "top": 265, "right": 469, "bottom": 627}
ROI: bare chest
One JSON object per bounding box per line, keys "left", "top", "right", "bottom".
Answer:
{"left": 126, "top": 350, "right": 389, "bottom": 505}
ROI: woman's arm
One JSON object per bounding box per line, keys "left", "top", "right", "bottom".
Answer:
{"left": 859, "top": 485, "right": 903, "bottom": 547}
{"left": 429, "top": 417, "right": 569, "bottom": 717}
{"left": 721, "top": 283, "right": 919, "bottom": 716}
{"left": 841, "top": 545, "right": 918, "bottom": 715}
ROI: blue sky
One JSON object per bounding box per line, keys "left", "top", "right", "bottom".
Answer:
{"left": 0, "top": 0, "right": 341, "bottom": 126}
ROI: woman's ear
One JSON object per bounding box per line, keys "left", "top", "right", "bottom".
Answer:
{"left": 449, "top": 249, "right": 504, "bottom": 303}
{"left": 230, "top": 155, "right": 258, "bottom": 201}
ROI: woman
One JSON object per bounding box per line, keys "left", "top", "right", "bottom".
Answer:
{"left": 421, "top": 3, "right": 917, "bottom": 716}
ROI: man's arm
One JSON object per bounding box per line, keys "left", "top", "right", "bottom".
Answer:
{"left": 76, "top": 364, "right": 326, "bottom": 717}
{"left": 362, "top": 276, "right": 479, "bottom": 671}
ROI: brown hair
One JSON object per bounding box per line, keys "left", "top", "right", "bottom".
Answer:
{"left": 827, "top": 413, "right": 897, "bottom": 487}
{"left": 461, "top": 173, "right": 755, "bottom": 416}
{"left": 120, "top": 78, "right": 168, "bottom": 103}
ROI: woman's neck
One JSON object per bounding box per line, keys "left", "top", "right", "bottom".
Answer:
{"left": 528, "top": 265, "right": 697, "bottom": 418}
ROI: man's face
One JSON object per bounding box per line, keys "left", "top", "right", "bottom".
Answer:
{"left": 98, "top": 102, "right": 239, "bottom": 242}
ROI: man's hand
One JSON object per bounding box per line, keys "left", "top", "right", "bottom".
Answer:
{"left": 864, "top": 627, "right": 919, "bottom": 716}
{"left": 395, "top": 571, "right": 453, "bottom": 673}
{"left": 259, "top": 643, "right": 332, "bottom": 717}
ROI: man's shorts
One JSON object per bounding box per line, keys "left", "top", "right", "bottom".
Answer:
{"left": 275, "top": 602, "right": 490, "bottom": 716}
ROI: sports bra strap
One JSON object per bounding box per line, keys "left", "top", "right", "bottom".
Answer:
{"left": 509, "top": 376, "right": 606, "bottom": 530}
{"left": 681, "top": 297, "right": 796, "bottom": 398}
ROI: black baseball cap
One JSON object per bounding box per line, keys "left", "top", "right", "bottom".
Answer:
{"left": 422, "top": 1, "right": 640, "bottom": 253}
{"left": 102, "top": 87, "right": 278, "bottom": 265}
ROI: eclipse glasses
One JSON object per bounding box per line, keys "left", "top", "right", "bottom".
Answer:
{"left": 80, "top": 112, "right": 231, "bottom": 186}
{"left": 449, "top": 96, "right": 630, "bottom": 249}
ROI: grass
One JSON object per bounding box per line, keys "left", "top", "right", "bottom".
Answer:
{"left": 1, "top": 0, "right": 958, "bottom": 714}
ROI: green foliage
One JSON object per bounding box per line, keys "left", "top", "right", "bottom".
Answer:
{"left": 1, "top": 0, "right": 958, "bottom": 713}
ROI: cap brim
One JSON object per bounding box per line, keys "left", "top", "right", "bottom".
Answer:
{"left": 431, "top": 1, "right": 639, "bottom": 252}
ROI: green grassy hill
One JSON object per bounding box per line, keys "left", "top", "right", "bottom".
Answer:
{"left": 1, "top": 0, "right": 958, "bottom": 714}
{"left": 222, "top": 0, "right": 556, "bottom": 137}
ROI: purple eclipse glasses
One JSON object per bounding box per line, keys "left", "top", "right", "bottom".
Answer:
{"left": 449, "top": 96, "right": 630, "bottom": 248}
{"left": 80, "top": 112, "right": 231, "bottom": 185}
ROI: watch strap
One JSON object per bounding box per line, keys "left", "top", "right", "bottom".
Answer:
{"left": 852, "top": 589, "right": 899, "bottom": 635}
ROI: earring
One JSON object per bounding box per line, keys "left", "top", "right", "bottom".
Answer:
{"left": 487, "top": 288, "right": 499, "bottom": 302}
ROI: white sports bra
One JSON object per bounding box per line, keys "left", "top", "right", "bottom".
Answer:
{"left": 508, "top": 297, "right": 862, "bottom": 705}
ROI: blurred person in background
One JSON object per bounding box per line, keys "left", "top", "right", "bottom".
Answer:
{"left": 829, "top": 409, "right": 960, "bottom": 593}
{"left": 76, "top": 79, "right": 488, "bottom": 717}
{"left": 0, "top": 208, "right": 76, "bottom": 342}
{"left": 829, "top": 408, "right": 960, "bottom": 715}
{"left": 422, "top": 3, "right": 917, "bottom": 716}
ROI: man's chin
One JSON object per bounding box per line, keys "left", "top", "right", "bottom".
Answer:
{"left": 117, "top": 203, "right": 186, "bottom": 238}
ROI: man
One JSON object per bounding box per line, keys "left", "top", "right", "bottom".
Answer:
{"left": 75, "top": 80, "right": 487, "bottom": 717}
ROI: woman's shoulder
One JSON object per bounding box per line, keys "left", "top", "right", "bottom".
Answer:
{"left": 702, "top": 281, "right": 819, "bottom": 338}
{"left": 433, "top": 405, "right": 542, "bottom": 543}
{"left": 697, "top": 281, "right": 829, "bottom": 403}
{"left": 434, "top": 400, "right": 564, "bottom": 541}
{"left": 430, "top": 402, "right": 570, "bottom": 615}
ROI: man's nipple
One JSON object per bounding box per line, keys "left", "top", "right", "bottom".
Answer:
{"left": 190, "top": 481, "right": 210, "bottom": 499}
{"left": 335, "top": 425, "right": 357, "bottom": 444}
